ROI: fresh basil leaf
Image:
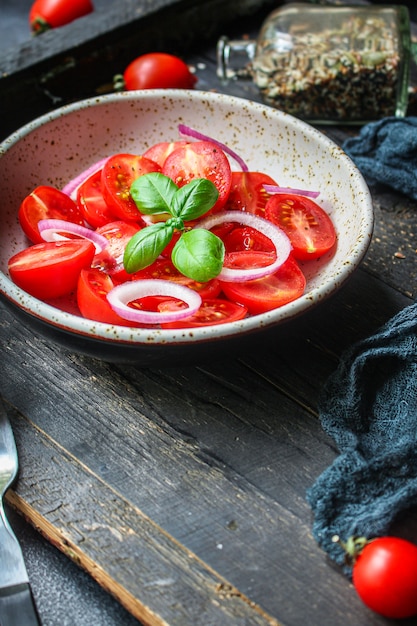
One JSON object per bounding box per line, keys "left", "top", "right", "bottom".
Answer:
{"left": 171, "top": 228, "right": 225, "bottom": 282}
{"left": 130, "top": 172, "right": 178, "bottom": 215}
{"left": 172, "top": 178, "right": 219, "bottom": 221}
{"left": 123, "top": 222, "right": 174, "bottom": 273}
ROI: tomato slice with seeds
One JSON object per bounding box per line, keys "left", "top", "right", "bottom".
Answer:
{"left": 76, "top": 169, "right": 115, "bottom": 228}
{"left": 132, "top": 258, "right": 222, "bottom": 299}
{"left": 18, "top": 185, "right": 84, "bottom": 244}
{"left": 162, "top": 141, "right": 232, "bottom": 212}
{"left": 220, "top": 254, "right": 306, "bottom": 315}
{"left": 265, "top": 194, "right": 337, "bottom": 260}
{"left": 77, "top": 268, "right": 138, "bottom": 326}
{"left": 8, "top": 240, "right": 95, "bottom": 300}
{"left": 142, "top": 141, "right": 189, "bottom": 167}
{"left": 92, "top": 220, "right": 141, "bottom": 283}
{"left": 223, "top": 226, "right": 275, "bottom": 253}
{"left": 160, "top": 298, "right": 248, "bottom": 328}
{"left": 225, "top": 171, "right": 278, "bottom": 217}
{"left": 101, "top": 153, "right": 160, "bottom": 222}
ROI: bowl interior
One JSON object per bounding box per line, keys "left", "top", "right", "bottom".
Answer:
{"left": 0, "top": 90, "right": 373, "bottom": 348}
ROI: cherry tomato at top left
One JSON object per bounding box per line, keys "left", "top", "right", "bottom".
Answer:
{"left": 118, "top": 53, "right": 197, "bottom": 91}
{"left": 29, "top": 0, "right": 94, "bottom": 34}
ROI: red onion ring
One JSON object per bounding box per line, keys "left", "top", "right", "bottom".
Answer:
{"left": 62, "top": 158, "right": 109, "bottom": 198}
{"left": 178, "top": 124, "right": 249, "bottom": 172}
{"left": 197, "top": 211, "right": 292, "bottom": 282}
{"left": 38, "top": 219, "right": 109, "bottom": 253}
{"left": 106, "top": 279, "right": 202, "bottom": 324}
{"left": 263, "top": 184, "right": 320, "bottom": 199}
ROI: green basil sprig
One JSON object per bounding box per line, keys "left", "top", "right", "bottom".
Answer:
{"left": 124, "top": 173, "right": 225, "bottom": 282}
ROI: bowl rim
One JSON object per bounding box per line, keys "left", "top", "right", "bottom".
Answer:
{"left": 0, "top": 89, "right": 374, "bottom": 347}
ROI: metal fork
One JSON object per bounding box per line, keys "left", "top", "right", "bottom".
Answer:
{"left": 0, "top": 399, "right": 41, "bottom": 625}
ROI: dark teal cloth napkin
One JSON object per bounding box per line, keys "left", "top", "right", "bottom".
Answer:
{"left": 342, "top": 117, "right": 417, "bottom": 200}
{"left": 307, "top": 301, "right": 417, "bottom": 567}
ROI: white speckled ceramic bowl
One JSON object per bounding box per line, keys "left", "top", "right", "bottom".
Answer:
{"left": 0, "top": 90, "right": 373, "bottom": 363}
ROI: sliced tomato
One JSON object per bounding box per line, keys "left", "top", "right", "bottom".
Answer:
{"left": 18, "top": 185, "right": 84, "bottom": 244}
{"left": 132, "top": 258, "right": 222, "bottom": 299}
{"left": 142, "top": 141, "right": 188, "bottom": 167}
{"left": 162, "top": 141, "right": 232, "bottom": 212}
{"left": 8, "top": 240, "right": 95, "bottom": 300}
{"left": 101, "top": 154, "right": 160, "bottom": 222}
{"left": 265, "top": 194, "right": 337, "bottom": 260}
{"left": 223, "top": 226, "right": 275, "bottom": 253}
{"left": 160, "top": 298, "right": 248, "bottom": 328}
{"left": 76, "top": 169, "right": 115, "bottom": 228}
{"left": 220, "top": 254, "right": 306, "bottom": 314}
{"left": 92, "top": 220, "right": 141, "bottom": 283}
{"left": 77, "top": 268, "right": 137, "bottom": 326}
{"left": 225, "top": 171, "right": 279, "bottom": 217}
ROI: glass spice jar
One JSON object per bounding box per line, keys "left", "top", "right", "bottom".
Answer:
{"left": 217, "top": 3, "right": 411, "bottom": 124}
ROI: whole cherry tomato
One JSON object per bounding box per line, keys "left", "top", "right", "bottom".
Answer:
{"left": 29, "top": 0, "right": 94, "bottom": 34}
{"left": 116, "top": 53, "right": 197, "bottom": 91}
{"left": 344, "top": 536, "right": 417, "bottom": 619}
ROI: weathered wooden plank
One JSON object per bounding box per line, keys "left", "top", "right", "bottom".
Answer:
{"left": 0, "top": 268, "right": 413, "bottom": 626}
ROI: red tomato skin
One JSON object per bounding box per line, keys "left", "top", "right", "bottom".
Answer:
{"left": 225, "top": 171, "right": 279, "bottom": 217}
{"left": 29, "top": 0, "right": 93, "bottom": 32}
{"left": 8, "top": 240, "right": 95, "bottom": 300}
{"left": 131, "top": 259, "right": 222, "bottom": 300}
{"left": 77, "top": 269, "right": 136, "bottom": 326}
{"left": 92, "top": 221, "right": 141, "bottom": 283}
{"left": 162, "top": 141, "right": 232, "bottom": 212}
{"left": 76, "top": 169, "right": 115, "bottom": 228}
{"left": 265, "top": 193, "right": 337, "bottom": 260}
{"left": 353, "top": 537, "right": 417, "bottom": 619}
{"left": 142, "top": 141, "right": 189, "bottom": 168}
{"left": 160, "top": 298, "right": 248, "bottom": 328}
{"left": 220, "top": 255, "right": 306, "bottom": 314}
{"left": 123, "top": 54, "right": 197, "bottom": 90}
{"left": 101, "top": 154, "right": 160, "bottom": 222}
{"left": 18, "top": 185, "right": 84, "bottom": 244}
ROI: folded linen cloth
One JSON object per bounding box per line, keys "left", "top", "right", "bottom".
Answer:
{"left": 307, "top": 300, "right": 417, "bottom": 568}
{"left": 342, "top": 117, "right": 417, "bottom": 200}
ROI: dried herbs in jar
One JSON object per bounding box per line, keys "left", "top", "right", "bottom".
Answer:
{"left": 217, "top": 3, "right": 411, "bottom": 124}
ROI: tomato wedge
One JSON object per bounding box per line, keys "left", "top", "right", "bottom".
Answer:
{"left": 162, "top": 141, "right": 232, "bottom": 212}
{"left": 18, "top": 185, "right": 84, "bottom": 244}
{"left": 265, "top": 194, "right": 337, "bottom": 260}
{"left": 76, "top": 169, "right": 115, "bottom": 228}
{"left": 77, "top": 268, "right": 137, "bottom": 326}
{"left": 92, "top": 221, "right": 141, "bottom": 283}
{"left": 142, "top": 141, "right": 188, "bottom": 167}
{"left": 132, "top": 258, "right": 222, "bottom": 299}
{"left": 220, "top": 254, "right": 306, "bottom": 314}
{"left": 8, "top": 240, "right": 95, "bottom": 300}
{"left": 160, "top": 298, "right": 248, "bottom": 328}
{"left": 225, "top": 171, "right": 278, "bottom": 217}
{"left": 101, "top": 154, "right": 160, "bottom": 221}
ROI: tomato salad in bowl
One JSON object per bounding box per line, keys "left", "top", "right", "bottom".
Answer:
{"left": 8, "top": 124, "right": 338, "bottom": 330}
{"left": 0, "top": 90, "right": 373, "bottom": 363}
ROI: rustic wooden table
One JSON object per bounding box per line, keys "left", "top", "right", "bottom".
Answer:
{"left": 1, "top": 2, "right": 417, "bottom": 626}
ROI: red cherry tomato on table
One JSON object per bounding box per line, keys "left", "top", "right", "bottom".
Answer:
{"left": 18, "top": 185, "right": 84, "bottom": 244}
{"left": 352, "top": 537, "right": 417, "bottom": 619}
{"left": 8, "top": 240, "right": 95, "bottom": 300}
{"left": 265, "top": 193, "right": 337, "bottom": 260}
{"left": 120, "top": 53, "right": 197, "bottom": 90}
{"left": 29, "top": 0, "right": 93, "bottom": 33}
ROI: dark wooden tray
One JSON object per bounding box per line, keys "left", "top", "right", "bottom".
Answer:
{"left": 0, "top": 0, "right": 277, "bottom": 140}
